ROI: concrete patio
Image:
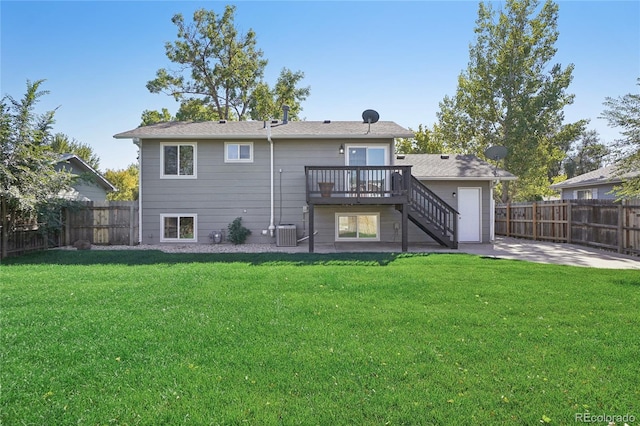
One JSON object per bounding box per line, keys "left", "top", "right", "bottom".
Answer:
{"left": 296, "top": 237, "right": 640, "bottom": 270}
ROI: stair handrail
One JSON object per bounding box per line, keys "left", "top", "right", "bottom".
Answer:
{"left": 410, "top": 176, "right": 458, "bottom": 242}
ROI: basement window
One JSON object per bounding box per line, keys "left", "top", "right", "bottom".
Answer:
{"left": 161, "top": 214, "right": 197, "bottom": 242}
{"left": 335, "top": 213, "right": 379, "bottom": 241}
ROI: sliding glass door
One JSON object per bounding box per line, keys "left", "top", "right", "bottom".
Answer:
{"left": 346, "top": 146, "right": 388, "bottom": 194}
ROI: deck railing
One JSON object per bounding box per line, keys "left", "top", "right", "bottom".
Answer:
{"left": 410, "top": 176, "right": 458, "bottom": 244}
{"left": 305, "top": 166, "right": 412, "bottom": 203}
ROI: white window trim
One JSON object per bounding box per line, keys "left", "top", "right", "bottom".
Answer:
{"left": 160, "top": 142, "right": 197, "bottom": 179}
{"left": 344, "top": 145, "right": 389, "bottom": 166}
{"left": 225, "top": 142, "right": 254, "bottom": 163}
{"left": 335, "top": 212, "right": 380, "bottom": 242}
{"left": 160, "top": 214, "right": 198, "bottom": 243}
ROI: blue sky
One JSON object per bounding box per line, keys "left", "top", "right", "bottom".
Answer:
{"left": 2, "top": 1, "right": 639, "bottom": 171}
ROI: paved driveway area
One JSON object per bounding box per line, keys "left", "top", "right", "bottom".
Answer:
{"left": 459, "top": 237, "right": 640, "bottom": 270}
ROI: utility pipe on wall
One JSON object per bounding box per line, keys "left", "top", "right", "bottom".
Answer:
{"left": 133, "top": 138, "right": 142, "bottom": 244}
{"left": 266, "top": 123, "right": 275, "bottom": 237}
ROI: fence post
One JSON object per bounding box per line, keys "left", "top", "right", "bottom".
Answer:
{"left": 129, "top": 203, "right": 135, "bottom": 246}
{"left": 1, "top": 195, "right": 6, "bottom": 260}
{"left": 506, "top": 203, "right": 511, "bottom": 237}
{"left": 532, "top": 202, "right": 538, "bottom": 241}
{"left": 566, "top": 202, "right": 572, "bottom": 244}
{"left": 618, "top": 202, "right": 624, "bottom": 254}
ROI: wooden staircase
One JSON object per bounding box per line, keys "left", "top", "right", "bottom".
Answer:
{"left": 404, "top": 176, "right": 458, "bottom": 248}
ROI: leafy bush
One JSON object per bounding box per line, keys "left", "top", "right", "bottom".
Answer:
{"left": 227, "top": 217, "right": 251, "bottom": 244}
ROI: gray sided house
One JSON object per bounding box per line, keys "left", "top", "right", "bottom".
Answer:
{"left": 550, "top": 164, "right": 639, "bottom": 200}
{"left": 56, "top": 154, "right": 116, "bottom": 201}
{"left": 114, "top": 119, "right": 514, "bottom": 251}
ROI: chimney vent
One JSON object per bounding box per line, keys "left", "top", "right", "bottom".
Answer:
{"left": 323, "top": 120, "right": 331, "bottom": 124}
{"left": 282, "top": 105, "right": 290, "bottom": 124}
{"left": 440, "top": 155, "right": 450, "bottom": 159}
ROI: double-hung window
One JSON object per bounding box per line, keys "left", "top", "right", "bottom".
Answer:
{"left": 161, "top": 214, "right": 197, "bottom": 242}
{"left": 161, "top": 142, "right": 196, "bottom": 178}
{"left": 336, "top": 213, "right": 380, "bottom": 241}
{"left": 225, "top": 142, "right": 253, "bottom": 163}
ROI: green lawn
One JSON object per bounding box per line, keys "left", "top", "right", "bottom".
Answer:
{"left": 1, "top": 250, "right": 638, "bottom": 425}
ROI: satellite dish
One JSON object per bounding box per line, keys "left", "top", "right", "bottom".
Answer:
{"left": 362, "top": 109, "right": 380, "bottom": 124}
{"left": 362, "top": 109, "right": 379, "bottom": 134}
{"left": 484, "top": 146, "right": 508, "bottom": 177}
{"left": 484, "top": 145, "right": 508, "bottom": 161}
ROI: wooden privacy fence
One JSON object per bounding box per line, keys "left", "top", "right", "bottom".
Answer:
{"left": 65, "top": 201, "right": 138, "bottom": 246}
{"left": 495, "top": 200, "right": 640, "bottom": 256}
{"left": 1, "top": 201, "right": 138, "bottom": 259}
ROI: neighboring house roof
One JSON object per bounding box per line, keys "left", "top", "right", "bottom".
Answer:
{"left": 57, "top": 154, "right": 117, "bottom": 192}
{"left": 113, "top": 120, "right": 414, "bottom": 140}
{"left": 395, "top": 154, "right": 517, "bottom": 181}
{"left": 550, "top": 164, "right": 639, "bottom": 190}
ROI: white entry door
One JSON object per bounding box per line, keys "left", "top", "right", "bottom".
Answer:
{"left": 458, "top": 187, "right": 482, "bottom": 242}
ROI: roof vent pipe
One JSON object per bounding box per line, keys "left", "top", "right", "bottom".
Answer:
{"left": 282, "top": 105, "right": 290, "bottom": 124}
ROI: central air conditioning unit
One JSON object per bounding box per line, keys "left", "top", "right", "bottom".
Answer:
{"left": 276, "top": 224, "right": 297, "bottom": 247}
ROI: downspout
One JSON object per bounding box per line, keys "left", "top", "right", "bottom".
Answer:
{"left": 133, "top": 138, "right": 142, "bottom": 244}
{"left": 266, "top": 123, "right": 275, "bottom": 237}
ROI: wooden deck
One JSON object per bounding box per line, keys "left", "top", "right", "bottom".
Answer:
{"left": 305, "top": 166, "right": 412, "bottom": 205}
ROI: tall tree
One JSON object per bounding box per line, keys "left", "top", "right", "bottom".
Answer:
{"left": 600, "top": 78, "right": 640, "bottom": 198}
{"left": 146, "top": 5, "right": 309, "bottom": 121}
{"left": 105, "top": 164, "right": 139, "bottom": 201}
{"left": 49, "top": 133, "right": 101, "bottom": 171}
{"left": 140, "top": 108, "right": 173, "bottom": 126}
{"left": 249, "top": 68, "right": 310, "bottom": 121}
{"left": 562, "top": 130, "right": 610, "bottom": 179}
{"left": 395, "top": 124, "right": 447, "bottom": 154}
{"left": 434, "top": 0, "right": 585, "bottom": 201}
{"left": 0, "top": 80, "right": 72, "bottom": 256}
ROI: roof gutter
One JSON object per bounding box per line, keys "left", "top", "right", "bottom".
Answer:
{"left": 114, "top": 133, "right": 414, "bottom": 140}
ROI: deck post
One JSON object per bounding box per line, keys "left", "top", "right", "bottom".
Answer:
{"left": 401, "top": 203, "right": 408, "bottom": 252}
{"left": 309, "top": 203, "right": 315, "bottom": 253}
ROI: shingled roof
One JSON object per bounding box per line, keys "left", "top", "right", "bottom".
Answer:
{"left": 114, "top": 120, "right": 414, "bottom": 140}
{"left": 550, "top": 164, "right": 639, "bottom": 190}
{"left": 57, "top": 154, "right": 116, "bottom": 191}
{"left": 395, "top": 154, "right": 516, "bottom": 180}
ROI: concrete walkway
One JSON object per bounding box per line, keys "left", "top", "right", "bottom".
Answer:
{"left": 308, "top": 237, "right": 640, "bottom": 270}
